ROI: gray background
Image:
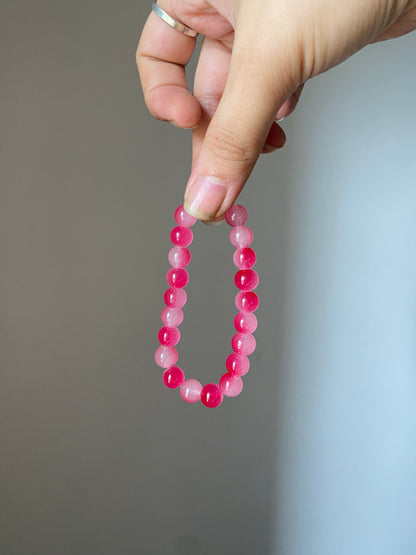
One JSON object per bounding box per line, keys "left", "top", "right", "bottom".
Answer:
{"left": 1, "top": 2, "right": 415, "bottom": 554}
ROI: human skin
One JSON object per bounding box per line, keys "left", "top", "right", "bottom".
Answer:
{"left": 137, "top": 0, "right": 416, "bottom": 220}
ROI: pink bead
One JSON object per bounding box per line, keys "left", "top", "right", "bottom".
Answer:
{"left": 232, "top": 333, "right": 256, "bottom": 355}
{"left": 180, "top": 379, "right": 202, "bottom": 403}
{"left": 229, "top": 225, "right": 253, "bottom": 248}
{"left": 233, "top": 247, "right": 256, "bottom": 269}
{"left": 226, "top": 353, "right": 250, "bottom": 376}
{"left": 167, "top": 268, "right": 189, "bottom": 288}
{"left": 219, "top": 373, "right": 244, "bottom": 397}
{"left": 235, "top": 291, "right": 259, "bottom": 312}
{"left": 201, "top": 383, "right": 223, "bottom": 408}
{"left": 164, "top": 288, "right": 187, "bottom": 308}
{"left": 234, "top": 269, "right": 259, "bottom": 291}
{"left": 170, "top": 226, "right": 193, "bottom": 247}
{"left": 168, "top": 246, "right": 191, "bottom": 268}
{"left": 162, "top": 366, "right": 185, "bottom": 389}
{"left": 158, "top": 326, "right": 180, "bottom": 346}
{"left": 154, "top": 346, "right": 178, "bottom": 368}
{"left": 234, "top": 312, "right": 258, "bottom": 334}
{"left": 175, "top": 205, "right": 197, "bottom": 227}
{"left": 161, "top": 307, "right": 183, "bottom": 327}
{"left": 225, "top": 205, "right": 248, "bottom": 227}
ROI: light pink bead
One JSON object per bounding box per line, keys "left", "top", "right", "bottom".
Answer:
{"left": 201, "top": 383, "right": 223, "bottom": 408}
{"left": 219, "top": 373, "right": 244, "bottom": 397}
{"left": 233, "top": 247, "right": 256, "bottom": 269}
{"left": 225, "top": 205, "right": 248, "bottom": 227}
{"left": 226, "top": 353, "right": 250, "bottom": 376}
{"left": 175, "top": 205, "right": 197, "bottom": 227}
{"left": 162, "top": 366, "right": 185, "bottom": 389}
{"left": 180, "top": 379, "right": 202, "bottom": 403}
{"left": 170, "top": 226, "right": 193, "bottom": 247}
{"left": 235, "top": 291, "right": 259, "bottom": 312}
{"left": 161, "top": 307, "right": 183, "bottom": 327}
{"left": 158, "top": 326, "right": 180, "bottom": 346}
{"left": 234, "top": 312, "right": 258, "bottom": 334}
{"left": 234, "top": 269, "right": 259, "bottom": 291}
{"left": 154, "top": 346, "right": 178, "bottom": 368}
{"left": 167, "top": 268, "right": 189, "bottom": 288}
{"left": 229, "top": 225, "right": 253, "bottom": 248}
{"left": 232, "top": 333, "right": 256, "bottom": 355}
{"left": 168, "top": 246, "right": 191, "bottom": 268}
{"left": 164, "top": 288, "right": 187, "bottom": 308}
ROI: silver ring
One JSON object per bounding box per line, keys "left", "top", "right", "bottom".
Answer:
{"left": 151, "top": 2, "right": 199, "bottom": 38}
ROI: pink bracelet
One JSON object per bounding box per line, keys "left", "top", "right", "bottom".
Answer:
{"left": 154, "top": 204, "right": 258, "bottom": 408}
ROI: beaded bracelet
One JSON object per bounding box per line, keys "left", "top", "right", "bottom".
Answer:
{"left": 154, "top": 204, "right": 258, "bottom": 408}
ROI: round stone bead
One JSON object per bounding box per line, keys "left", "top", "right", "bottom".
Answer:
{"left": 175, "top": 205, "right": 197, "bottom": 227}
{"left": 235, "top": 291, "right": 259, "bottom": 312}
{"left": 167, "top": 268, "right": 189, "bottom": 288}
{"left": 162, "top": 366, "right": 185, "bottom": 389}
{"left": 234, "top": 312, "right": 258, "bottom": 334}
{"left": 161, "top": 307, "right": 183, "bottom": 327}
{"left": 180, "top": 379, "right": 202, "bottom": 403}
{"left": 225, "top": 205, "right": 248, "bottom": 227}
{"left": 232, "top": 333, "right": 256, "bottom": 355}
{"left": 226, "top": 353, "right": 250, "bottom": 376}
{"left": 168, "top": 246, "right": 191, "bottom": 268}
{"left": 154, "top": 346, "right": 178, "bottom": 368}
{"left": 201, "top": 383, "right": 223, "bottom": 408}
{"left": 219, "top": 373, "right": 244, "bottom": 397}
{"left": 233, "top": 247, "right": 256, "bottom": 269}
{"left": 234, "top": 269, "right": 259, "bottom": 291}
{"left": 229, "top": 225, "right": 253, "bottom": 248}
{"left": 158, "top": 326, "right": 180, "bottom": 346}
{"left": 164, "top": 287, "right": 187, "bottom": 308}
{"left": 170, "top": 226, "right": 193, "bottom": 247}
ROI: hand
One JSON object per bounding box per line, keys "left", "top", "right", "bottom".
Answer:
{"left": 137, "top": 0, "right": 416, "bottom": 220}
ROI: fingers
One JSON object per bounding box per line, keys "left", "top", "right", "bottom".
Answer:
{"left": 275, "top": 85, "right": 305, "bottom": 121}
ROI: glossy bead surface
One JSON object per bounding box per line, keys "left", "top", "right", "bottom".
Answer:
{"left": 162, "top": 366, "right": 185, "bottom": 389}
{"left": 161, "top": 307, "right": 184, "bottom": 327}
{"left": 175, "top": 205, "right": 197, "bottom": 227}
{"left": 167, "top": 268, "right": 189, "bottom": 288}
{"left": 158, "top": 326, "right": 180, "bottom": 346}
{"left": 164, "top": 287, "right": 187, "bottom": 308}
{"left": 168, "top": 246, "right": 191, "bottom": 268}
{"left": 225, "top": 205, "right": 248, "bottom": 227}
{"left": 180, "top": 379, "right": 202, "bottom": 403}
{"left": 226, "top": 353, "right": 250, "bottom": 376}
{"left": 235, "top": 291, "right": 259, "bottom": 312}
{"left": 170, "top": 226, "right": 193, "bottom": 247}
{"left": 233, "top": 247, "right": 256, "bottom": 269}
{"left": 234, "top": 269, "right": 259, "bottom": 291}
{"left": 229, "top": 225, "right": 253, "bottom": 248}
{"left": 219, "top": 373, "right": 244, "bottom": 397}
{"left": 154, "top": 346, "right": 178, "bottom": 368}
{"left": 232, "top": 333, "right": 256, "bottom": 355}
{"left": 234, "top": 312, "right": 258, "bottom": 334}
{"left": 201, "top": 383, "right": 223, "bottom": 408}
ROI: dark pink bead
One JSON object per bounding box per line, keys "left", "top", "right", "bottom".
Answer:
{"left": 201, "top": 383, "right": 223, "bottom": 408}
{"left": 233, "top": 247, "right": 256, "bottom": 269}
{"left": 232, "top": 333, "right": 256, "bottom": 355}
{"left": 158, "top": 326, "right": 180, "bottom": 346}
{"left": 234, "top": 312, "right": 258, "bottom": 334}
{"left": 170, "top": 226, "right": 193, "bottom": 247}
{"left": 234, "top": 269, "right": 259, "bottom": 291}
{"left": 162, "top": 366, "right": 185, "bottom": 389}
{"left": 161, "top": 307, "right": 183, "bottom": 327}
{"left": 175, "top": 205, "right": 197, "bottom": 227}
{"left": 154, "top": 346, "right": 178, "bottom": 368}
{"left": 229, "top": 225, "right": 253, "bottom": 248}
{"left": 180, "top": 379, "right": 202, "bottom": 403}
{"left": 167, "top": 268, "right": 189, "bottom": 288}
{"left": 235, "top": 291, "right": 259, "bottom": 312}
{"left": 168, "top": 246, "right": 191, "bottom": 268}
{"left": 225, "top": 205, "right": 248, "bottom": 227}
{"left": 164, "top": 288, "right": 187, "bottom": 308}
{"left": 219, "top": 373, "right": 244, "bottom": 397}
{"left": 226, "top": 353, "right": 250, "bottom": 376}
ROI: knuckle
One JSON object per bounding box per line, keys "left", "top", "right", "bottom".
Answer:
{"left": 208, "top": 126, "right": 256, "bottom": 165}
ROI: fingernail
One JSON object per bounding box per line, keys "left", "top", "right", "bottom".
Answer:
{"left": 202, "top": 219, "right": 224, "bottom": 226}
{"left": 263, "top": 144, "right": 279, "bottom": 153}
{"left": 184, "top": 176, "right": 227, "bottom": 220}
